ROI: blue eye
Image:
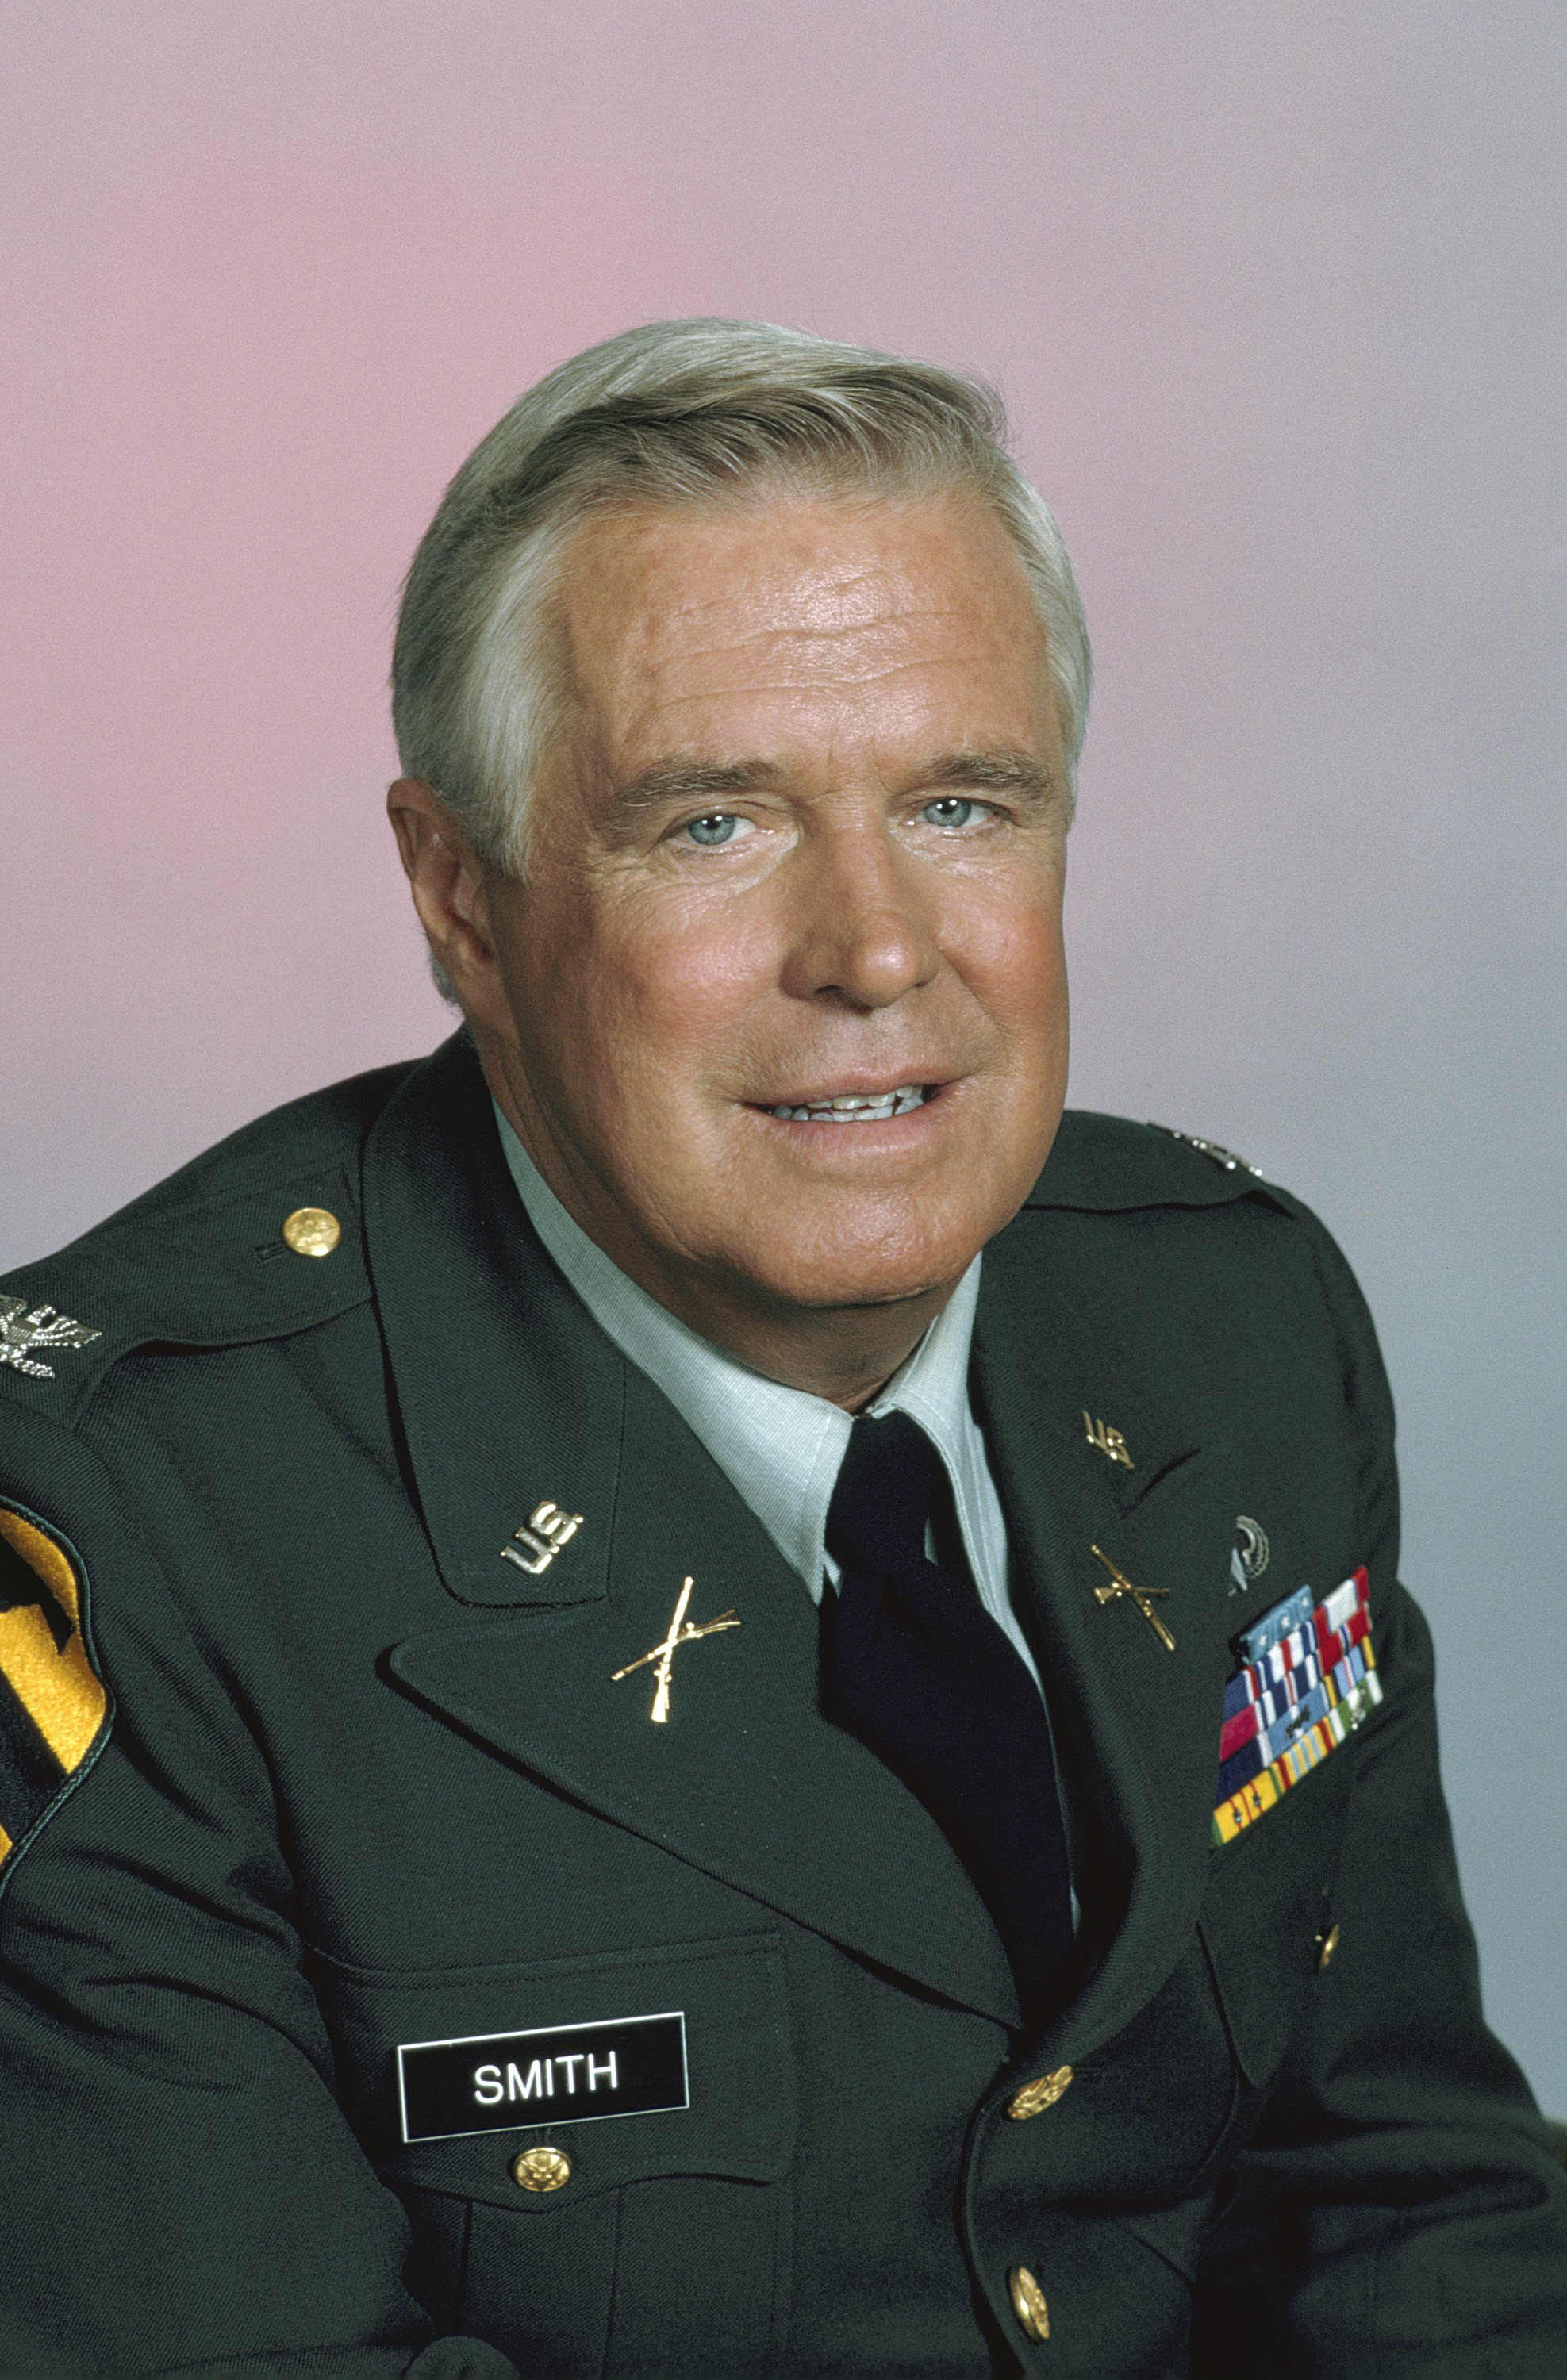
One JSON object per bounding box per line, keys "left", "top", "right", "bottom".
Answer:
{"left": 922, "top": 797, "right": 979, "bottom": 829}
{"left": 684, "top": 812, "right": 742, "bottom": 846}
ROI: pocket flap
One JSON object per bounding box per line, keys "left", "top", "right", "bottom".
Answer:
{"left": 309, "top": 1930, "right": 794, "bottom": 2209}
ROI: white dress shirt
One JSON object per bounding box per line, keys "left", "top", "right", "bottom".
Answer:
{"left": 495, "top": 1109, "right": 1043, "bottom": 1691}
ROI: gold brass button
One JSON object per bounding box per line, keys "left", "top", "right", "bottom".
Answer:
{"left": 1006, "top": 2063, "right": 1073, "bottom": 2121}
{"left": 282, "top": 1207, "right": 341, "bottom": 1258}
{"left": 1008, "top": 2265, "right": 1050, "bottom": 2342}
{"left": 1315, "top": 1921, "right": 1342, "bottom": 1972}
{"left": 510, "top": 2145, "right": 571, "bottom": 2193}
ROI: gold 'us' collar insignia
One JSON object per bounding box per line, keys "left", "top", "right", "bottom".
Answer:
{"left": 1082, "top": 1411, "right": 1134, "bottom": 1468}
{"left": 0, "top": 1503, "right": 111, "bottom": 1871}
{"left": 612, "top": 1577, "right": 739, "bottom": 1725}
{"left": 0, "top": 1299, "right": 100, "bottom": 1380}
{"left": 501, "top": 1501, "right": 583, "bottom": 1576}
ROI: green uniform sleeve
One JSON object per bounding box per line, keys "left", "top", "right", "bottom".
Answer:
{"left": 1193, "top": 1207, "right": 1567, "bottom": 2374}
{"left": 0, "top": 1408, "right": 520, "bottom": 2378}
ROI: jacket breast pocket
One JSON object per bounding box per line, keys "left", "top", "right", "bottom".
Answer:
{"left": 1198, "top": 1733, "right": 1354, "bottom": 2096}
{"left": 309, "top": 1929, "right": 797, "bottom": 2378}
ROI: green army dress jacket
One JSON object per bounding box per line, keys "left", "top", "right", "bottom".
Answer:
{"left": 1, "top": 1032, "right": 1562, "bottom": 2378}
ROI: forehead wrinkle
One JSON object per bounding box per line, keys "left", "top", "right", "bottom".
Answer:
{"left": 652, "top": 557, "right": 919, "bottom": 636}
{"left": 651, "top": 594, "right": 1019, "bottom": 661}
{"left": 643, "top": 655, "right": 1028, "bottom": 714}
{"left": 639, "top": 610, "right": 1036, "bottom": 705}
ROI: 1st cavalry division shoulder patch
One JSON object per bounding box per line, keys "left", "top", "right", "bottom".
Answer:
{"left": 1211, "top": 1568, "right": 1381, "bottom": 1845}
{"left": 0, "top": 1502, "right": 111, "bottom": 1874}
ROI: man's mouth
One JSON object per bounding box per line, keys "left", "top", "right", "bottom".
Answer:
{"left": 766, "top": 1084, "right": 931, "bottom": 1123}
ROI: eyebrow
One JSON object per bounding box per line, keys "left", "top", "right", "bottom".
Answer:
{"left": 917, "top": 749, "right": 1054, "bottom": 802}
{"left": 610, "top": 747, "right": 1054, "bottom": 812}
{"left": 611, "top": 758, "right": 788, "bottom": 812}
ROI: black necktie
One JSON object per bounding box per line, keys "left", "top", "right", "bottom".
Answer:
{"left": 820, "top": 1410, "right": 1073, "bottom": 2028}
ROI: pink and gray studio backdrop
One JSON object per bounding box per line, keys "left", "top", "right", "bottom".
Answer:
{"left": 5, "top": 6, "right": 1563, "bottom": 2102}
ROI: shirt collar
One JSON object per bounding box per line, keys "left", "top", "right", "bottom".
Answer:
{"left": 494, "top": 1106, "right": 984, "bottom": 1595}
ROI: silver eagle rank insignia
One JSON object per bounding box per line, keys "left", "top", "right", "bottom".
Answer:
{"left": 0, "top": 1296, "right": 102, "bottom": 1380}
{"left": 1148, "top": 1124, "right": 1263, "bottom": 1177}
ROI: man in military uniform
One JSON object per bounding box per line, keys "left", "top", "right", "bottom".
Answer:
{"left": 2, "top": 321, "right": 1563, "bottom": 2377}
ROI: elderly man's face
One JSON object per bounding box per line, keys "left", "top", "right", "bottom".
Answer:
{"left": 478, "top": 491, "right": 1070, "bottom": 1328}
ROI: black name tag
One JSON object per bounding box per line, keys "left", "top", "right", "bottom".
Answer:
{"left": 397, "top": 2010, "right": 689, "bottom": 2144}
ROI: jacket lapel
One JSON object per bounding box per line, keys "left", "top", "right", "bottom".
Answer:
{"left": 974, "top": 1223, "right": 1240, "bottom": 2051}
{"left": 366, "top": 1039, "right": 1019, "bottom": 2027}
{"left": 361, "top": 1035, "right": 623, "bottom": 1610}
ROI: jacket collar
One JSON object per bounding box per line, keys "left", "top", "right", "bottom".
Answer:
{"left": 363, "top": 1037, "right": 1019, "bottom": 2027}
{"left": 361, "top": 1033, "right": 623, "bottom": 1610}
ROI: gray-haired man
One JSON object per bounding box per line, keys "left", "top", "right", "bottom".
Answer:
{"left": 2, "top": 321, "right": 1563, "bottom": 2377}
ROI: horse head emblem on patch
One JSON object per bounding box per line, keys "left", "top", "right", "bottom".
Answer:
{"left": 0, "top": 1506, "right": 111, "bottom": 1869}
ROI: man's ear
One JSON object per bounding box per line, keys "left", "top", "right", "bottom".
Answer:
{"left": 386, "top": 779, "right": 512, "bottom": 1030}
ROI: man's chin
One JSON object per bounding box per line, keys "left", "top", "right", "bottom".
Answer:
{"left": 721, "top": 1223, "right": 987, "bottom": 1319}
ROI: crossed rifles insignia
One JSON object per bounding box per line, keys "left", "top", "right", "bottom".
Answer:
{"left": 1089, "top": 1543, "right": 1177, "bottom": 1653}
{"left": 612, "top": 1577, "right": 740, "bottom": 1725}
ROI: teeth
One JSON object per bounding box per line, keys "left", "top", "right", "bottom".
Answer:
{"left": 769, "top": 1084, "right": 929, "bottom": 1122}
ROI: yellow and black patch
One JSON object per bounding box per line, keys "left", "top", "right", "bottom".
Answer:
{"left": 0, "top": 1502, "right": 110, "bottom": 1873}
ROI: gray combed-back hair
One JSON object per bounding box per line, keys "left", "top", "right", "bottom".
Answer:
{"left": 393, "top": 317, "right": 1091, "bottom": 877}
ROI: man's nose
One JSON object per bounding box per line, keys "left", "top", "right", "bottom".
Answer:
{"left": 778, "top": 820, "right": 941, "bottom": 1012}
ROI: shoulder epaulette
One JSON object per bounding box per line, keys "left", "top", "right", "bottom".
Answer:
{"left": 0, "top": 1057, "right": 418, "bottom": 1426}
{"left": 1143, "top": 1123, "right": 1263, "bottom": 1177}
{"left": 1025, "top": 1110, "right": 1276, "bottom": 1213}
